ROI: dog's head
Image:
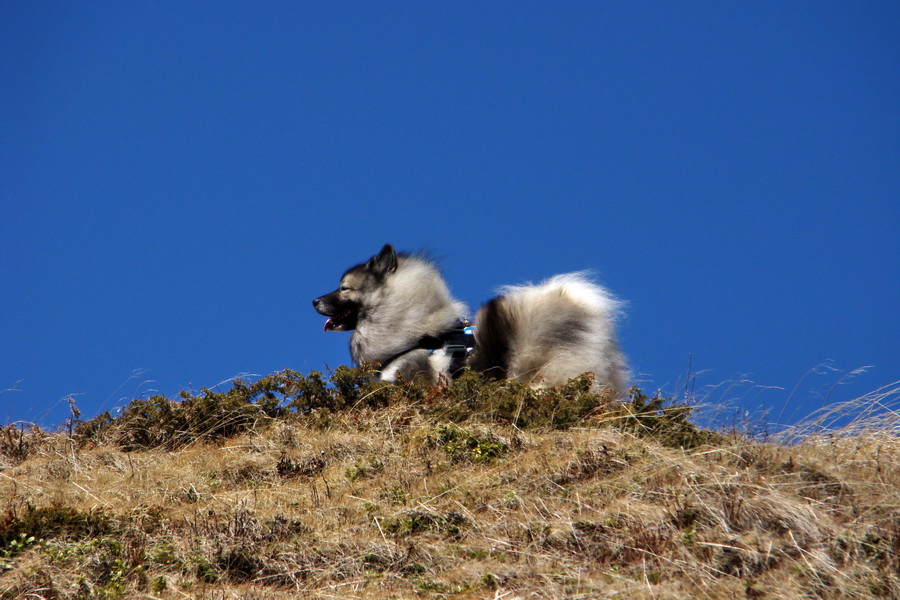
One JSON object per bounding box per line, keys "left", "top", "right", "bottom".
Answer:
{"left": 313, "top": 243, "right": 398, "bottom": 332}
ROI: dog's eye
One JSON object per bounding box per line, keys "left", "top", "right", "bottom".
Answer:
{"left": 340, "top": 286, "right": 352, "bottom": 292}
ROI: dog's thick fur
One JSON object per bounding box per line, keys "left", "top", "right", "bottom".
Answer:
{"left": 314, "top": 244, "right": 627, "bottom": 394}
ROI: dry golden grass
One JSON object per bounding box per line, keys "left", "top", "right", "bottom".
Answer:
{"left": 1, "top": 374, "right": 898, "bottom": 599}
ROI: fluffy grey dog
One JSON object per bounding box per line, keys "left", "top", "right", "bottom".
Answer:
{"left": 313, "top": 244, "right": 627, "bottom": 394}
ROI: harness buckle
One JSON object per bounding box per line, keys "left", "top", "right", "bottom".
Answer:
{"left": 443, "top": 344, "right": 472, "bottom": 355}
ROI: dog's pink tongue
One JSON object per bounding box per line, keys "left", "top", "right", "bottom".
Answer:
{"left": 323, "top": 318, "right": 334, "bottom": 332}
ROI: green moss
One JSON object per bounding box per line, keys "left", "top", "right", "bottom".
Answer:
{"left": 432, "top": 425, "right": 509, "bottom": 463}
{"left": 382, "top": 510, "right": 466, "bottom": 538}
{"left": 0, "top": 504, "right": 112, "bottom": 546}
{"left": 346, "top": 456, "right": 385, "bottom": 482}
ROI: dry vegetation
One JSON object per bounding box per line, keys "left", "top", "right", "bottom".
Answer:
{"left": 0, "top": 368, "right": 898, "bottom": 599}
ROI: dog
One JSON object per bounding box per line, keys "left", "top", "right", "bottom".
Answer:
{"left": 313, "top": 244, "right": 627, "bottom": 394}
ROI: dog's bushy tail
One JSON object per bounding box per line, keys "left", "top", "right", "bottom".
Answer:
{"left": 469, "top": 273, "right": 628, "bottom": 393}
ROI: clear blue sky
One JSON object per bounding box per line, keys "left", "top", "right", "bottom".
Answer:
{"left": 2, "top": 3, "right": 898, "bottom": 429}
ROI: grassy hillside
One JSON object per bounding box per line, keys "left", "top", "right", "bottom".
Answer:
{"left": 1, "top": 368, "right": 898, "bottom": 599}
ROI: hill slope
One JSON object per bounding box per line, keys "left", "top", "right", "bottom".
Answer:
{"left": 1, "top": 369, "right": 898, "bottom": 599}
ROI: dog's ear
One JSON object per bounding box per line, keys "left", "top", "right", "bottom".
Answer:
{"left": 368, "top": 243, "right": 398, "bottom": 276}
